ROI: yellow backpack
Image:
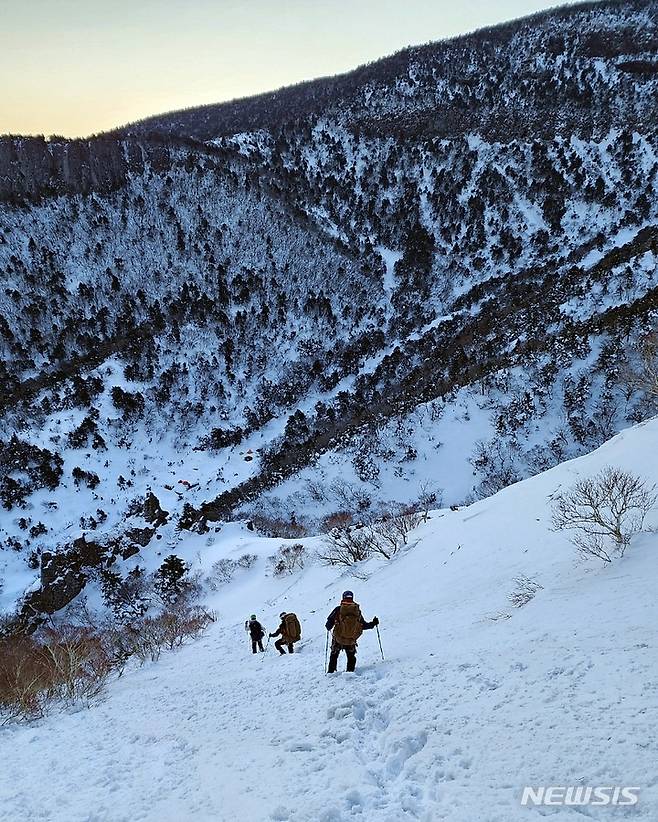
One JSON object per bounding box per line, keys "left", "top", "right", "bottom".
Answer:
{"left": 283, "top": 612, "right": 301, "bottom": 642}
{"left": 334, "top": 602, "right": 363, "bottom": 644}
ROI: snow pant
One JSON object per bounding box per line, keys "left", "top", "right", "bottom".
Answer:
{"left": 251, "top": 638, "right": 264, "bottom": 653}
{"left": 275, "top": 638, "right": 294, "bottom": 654}
{"left": 328, "top": 639, "right": 356, "bottom": 673}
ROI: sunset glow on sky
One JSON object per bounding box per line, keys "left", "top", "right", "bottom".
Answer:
{"left": 1, "top": 0, "right": 579, "bottom": 137}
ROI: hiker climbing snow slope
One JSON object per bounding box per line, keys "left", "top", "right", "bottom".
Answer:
{"left": 246, "top": 614, "right": 265, "bottom": 653}
{"left": 270, "top": 611, "right": 302, "bottom": 654}
{"left": 326, "top": 590, "right": 378, "bottom": 673}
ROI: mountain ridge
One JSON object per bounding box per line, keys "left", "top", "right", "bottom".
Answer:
{"left": 118, "top": 0, "right": 658, "bottom": 141}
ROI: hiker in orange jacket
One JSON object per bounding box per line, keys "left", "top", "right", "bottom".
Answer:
{"left": 325, "top": 590, "right": 378, "bottom": 673}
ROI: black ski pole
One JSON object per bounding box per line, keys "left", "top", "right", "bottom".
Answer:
{"left": 375, "top": 624, "right": 385, "bottom": 661}
{"left": 324, "top": 630, "right": 329, "bottom": 674}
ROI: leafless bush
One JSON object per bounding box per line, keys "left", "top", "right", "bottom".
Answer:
{"left": 508, "top": 575, "right": 543, "bottom": 608}
{"left": 206, "top": 558, "right": 237, "bottom": 590}
{"left": 125, "top": 605, "right": 215, "bottom": 662}
{"left": 304, "top": 479, "right": 328, "bottom": 503}
{"left": 0, "top": 626, "right": 112, "bottom": 722}
{"left": 39, "top": 625, "right": 113, "bottom": 702}
{"left": 318, "top": 525, "right": 374, "bottom": 566}
{"left": 0, "top": 605, "right": 215, "bottom": 723}
{"left": 415, "top": 481, "right": 442, "bottom": 521}
{"left": 368, "top": 512, "right": 422, "bottom": 559}
{"left": 328, "top": 479, "right": 372, "bottom": 513}
{"left": 320, "top": 511, "right": 354, "bottom": 533}
{"left": 268, "top": 543, "right": 307, "bottom": 576}
{"left": 250, "top": 514, "right": 307, "bottom": 539}
{"left": 552, "top": 466, "right": 657, "bottom": 562}
{"left": 205, "top": 553, "right": 257, "bottom": 589}
{"left": 0, "top": 634, "right": 53, "bottom": 722}
{"left": 471, "top": 439, "right": 520, "bottom": 498}
{"left": 318, "top": 511, "right": 422, "bottom": 566}
{"left": 624, "top": 332, "right": 658, "bottom": 404}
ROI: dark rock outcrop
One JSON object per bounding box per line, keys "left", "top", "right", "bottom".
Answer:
{"left": 143, "top": 492, "right": 169, "bottom": 527}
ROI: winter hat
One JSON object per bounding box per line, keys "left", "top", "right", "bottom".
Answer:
{"left": 342, "top": 590, "right": 354, "bottom": 600}
{"left": 280, "top": 612, "right": 287, "bottom": 618}
{"left": 250, "top": 614, "right": 257, "bottom": 621}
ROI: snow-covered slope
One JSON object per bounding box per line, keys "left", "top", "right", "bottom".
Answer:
{"left": 2, "top": 417, "right": 656, "bottom": 821}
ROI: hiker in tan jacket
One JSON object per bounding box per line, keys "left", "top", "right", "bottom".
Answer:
{"left": 270, "top": 611, "right": 302, "bottom": 654}
{"left": 325, "top": 590, "right": 378, "bottom": 673}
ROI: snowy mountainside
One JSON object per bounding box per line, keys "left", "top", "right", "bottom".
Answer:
{"left": 126, "top": 0, "right": 658, "bottom": 142}
{"left": 2, "top": 1, "right": 658, "bottom": 622}
{"left": 2, "top": 417, "right": 657, "bottom": 821}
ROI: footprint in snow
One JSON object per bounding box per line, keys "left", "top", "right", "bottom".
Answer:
{"left": 286, "top": 742, "right": 314, "bottom": 752}
{"left": 386, "top": 731, "right": 428, "bottom": 778}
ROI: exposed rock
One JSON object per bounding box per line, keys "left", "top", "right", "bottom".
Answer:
{"left": 18, "top": 528, "right": 150, "bottom": 625}
{"left": 72, "top": 535, "right": 106, "bottom": 567}
{"left": 143, "top": 492, "right": 169, "bottom": 527}
{"left": 124, "top": 527, "right": 155, "bottom": 548}
{"left": 121, "top": 544, "right": 141, "bottom": 560}
{"left": 38, "top": 550, "right": 87, "bottom": 614}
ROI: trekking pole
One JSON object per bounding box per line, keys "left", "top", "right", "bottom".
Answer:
{"left": 375, "top": 624, "right": 385, "bottom": 661}
{"left": 324, "top": 630, "right": 329, "bottom": 674}
{"left": 261, "top": 634, "right": 271, "bottom": 659}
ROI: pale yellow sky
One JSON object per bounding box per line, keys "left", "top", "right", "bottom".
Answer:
{"left": 0, "top": 0, "right": 579, "bottom": 138}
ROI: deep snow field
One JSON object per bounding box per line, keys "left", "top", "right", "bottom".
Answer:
{"left": 1, "top": 418, "right": 657, "bottom": 822}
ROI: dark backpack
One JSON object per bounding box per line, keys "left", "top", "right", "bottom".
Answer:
{"left": 283, "top": 613, "right": 301, "bottom": 643}
{"left": 249, "top": 620, "right": 264, "bottom": 640}
{"left": 333, "top": 602, "right": 363, "bottom": 645}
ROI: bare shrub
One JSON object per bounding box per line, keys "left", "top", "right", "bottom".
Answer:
{"left": 125, "top": 605, "right": 216, "bottom": 663}
{"left": 508, "top": 575, "right": 543, "bottom": 608}
{"left": 268, "top": 543, "right": 307, "bottom": 577}
{"left": 304, "top": 479, "right": 328, "bottom": 503}
{"left": 365, "top": 512, "right": 422, "bottom": 559}
{"left": 0, "top": 606, "right": 215, "bottom": 724}
{"left": 415, "top": 481, "right": 442, "bottom": 521}
{"left": 318, "top": 525, "right": 374, "bottom": 566}
{"left": 250, "top": 514, "right": 307, "bottom": 539}
{"left": 320, "top": 511, "right": 354, "bottom": 533}
{"left": 206, "top": 558, "right": 237, "bottom": 590}
{"left": 471, "top": 439, "right": 520, "bottom": 498}
{"left": 552, "top": 466, "right": 657, "bottom": 562}
{"left": 318, "top": 511, "right": 421, "bottom": 566}
{"left": 0, "top": 625, "right": 112, "bottom": 722}
{"left": 205, "top": 554, "right": 257, "bottom": 589}
{"left": 328, "top": 479, "right": 372, "bottom": 513}
{"left": 624, "top": 332, "right": 658, "bottom": 404}
{"left": 118, "top": 603, "right": 215, "bottom": 664}
{"left": 39, "top": 625, "right": 112, "bottom": 702}
{"left": 0, "top": 634, "right": 53, "bottom": 721}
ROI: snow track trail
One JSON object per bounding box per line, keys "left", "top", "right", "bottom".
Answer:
{"left": 2, "top": 420, "right": 658, "bottom": 821}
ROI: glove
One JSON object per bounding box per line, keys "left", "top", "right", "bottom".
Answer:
{"left": 372, "top": 617, "right": 379, "bottom": 626}
{"left": 269, "top": 633, "right": 274, "bottom": 638}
